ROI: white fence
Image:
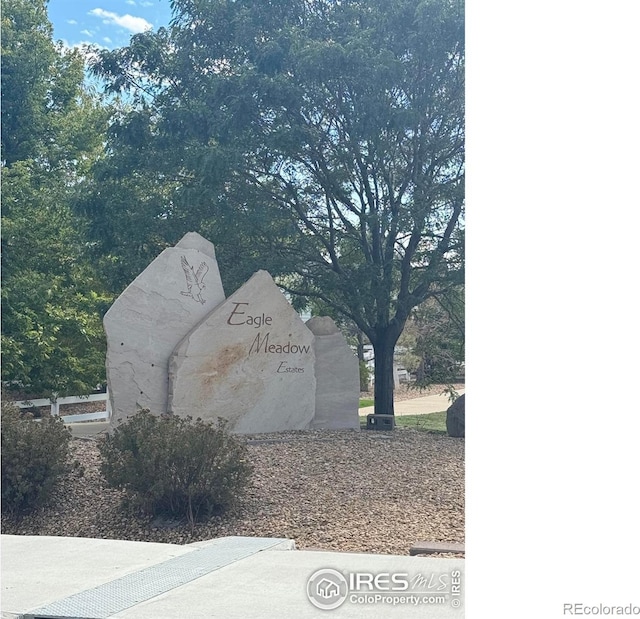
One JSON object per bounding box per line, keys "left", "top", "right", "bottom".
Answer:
{"left": 12, "top": 392, "right": 110, "bottom": 424}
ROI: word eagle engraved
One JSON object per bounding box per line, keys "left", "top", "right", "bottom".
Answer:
{"left": 180, "top": 255, "right": 209, "bottom": 304}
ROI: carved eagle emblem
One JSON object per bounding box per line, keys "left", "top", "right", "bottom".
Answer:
{"left": 180, "top": 255, "right": 209, "bottom": 304}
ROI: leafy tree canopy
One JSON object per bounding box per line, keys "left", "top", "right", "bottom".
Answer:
{"left": 1, "top": 0, "right": 112, "bottom": 397}
{"left": 88, "top": 0, "right": 465, "bottom": 414}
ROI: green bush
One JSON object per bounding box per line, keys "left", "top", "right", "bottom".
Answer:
{"left": 1, "top": 397, "right": 73, "bottom": 515}
{"left": 98, "top": 411, "right": 253, "bottom": 524}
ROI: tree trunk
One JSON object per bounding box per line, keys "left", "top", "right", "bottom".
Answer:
{"left": 373, "top": 336, "right": 397, "bottom": 417}
{"left": 357, "top": 330, "right": 368, "bottom": 391}
{"left": 356, "top": 330, "right": 365, "bottom": 363}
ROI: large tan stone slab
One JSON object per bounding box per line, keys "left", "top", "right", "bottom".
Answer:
{"left": 306, "top": 316, "right": 360, "bottom": 430}
{"left": 104, "top": 233, "right": 225, "bottom": 422}
{"left": 168, "top": 270, "right": 316, "bottom": 433}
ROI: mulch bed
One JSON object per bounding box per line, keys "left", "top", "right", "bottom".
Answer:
{"left": 1, "top": 428, "right": 464, "bottom": 556}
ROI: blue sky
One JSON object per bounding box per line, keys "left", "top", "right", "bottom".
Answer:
{"left": 48, "top": 0, "right": 173, "bottom": 51}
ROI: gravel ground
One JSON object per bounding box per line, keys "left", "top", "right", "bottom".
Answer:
{"left": 3, "top": 385, "right": 465, "bottom": 556}
{"left": 1, "top": 428, "right": 464, "bottom": 556}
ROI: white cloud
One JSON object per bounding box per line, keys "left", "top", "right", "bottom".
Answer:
{"left": 80, "top": 29, "right": 94, "bottom": 37}
{"left": 140, "top": 1, "right": 153, "bottom": 6}
{"left": 88, "top": 8, "right": 152, "bottom": 34}
{"left": 59, "top": 39, "right": 108, "bottom": 56}
{"left": 126, "top": 0, "right": 136, "bottom": 5}
{"left": 67, "top": 19, "right": 78, "bottom": 25}
{"left": 103, "top": 37, "right": 112, "bottom": 43}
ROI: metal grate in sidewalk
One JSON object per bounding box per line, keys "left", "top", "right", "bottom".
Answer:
{"left": 25, "top": 536, "right": 290, "bottom": 619}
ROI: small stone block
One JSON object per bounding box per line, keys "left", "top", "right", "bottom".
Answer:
{"left": 409, "top": 541, "right": 465, "bottom": 556}
{"left": 366, "top": 414, "right": 395, "bottom": 431}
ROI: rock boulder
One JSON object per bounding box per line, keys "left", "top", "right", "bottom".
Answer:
{"left": 446, "top": 393, "right": 465, "bottom": 438}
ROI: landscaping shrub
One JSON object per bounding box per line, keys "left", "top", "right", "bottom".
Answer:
{"left": 98, "top": 411, "right": 253, "bottom": 524}
{"left": 1, "top": 397, "right": 73, "bottom": 515}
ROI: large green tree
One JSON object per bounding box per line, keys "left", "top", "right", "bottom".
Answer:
{"left": 1, "top": 0, "right": 111, "bottom": 397}
{"left": 89, "top": 0, "right": 464, "bottom": 415}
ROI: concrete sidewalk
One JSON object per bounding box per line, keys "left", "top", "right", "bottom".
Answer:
{"left": 359, "top": 389, "right": 465, "bottom": 417}
{"left": 66, "top": 420, "right": 109, "bottom": 438}
{"left": 1, "top": 535, "right": 465, "bottom": 618}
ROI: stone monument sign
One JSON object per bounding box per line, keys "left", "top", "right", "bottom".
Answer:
{"left": 105, "top": 233, "right": 360, "bottom": 433}
{"left": 306, "top": 316, "right": 360, "bottom": 430}
{"left": 104, "top": 232, "right": 225, "bottom": 421}
{"left": 168, "top": 270, "right": 316, "bottom": 433}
